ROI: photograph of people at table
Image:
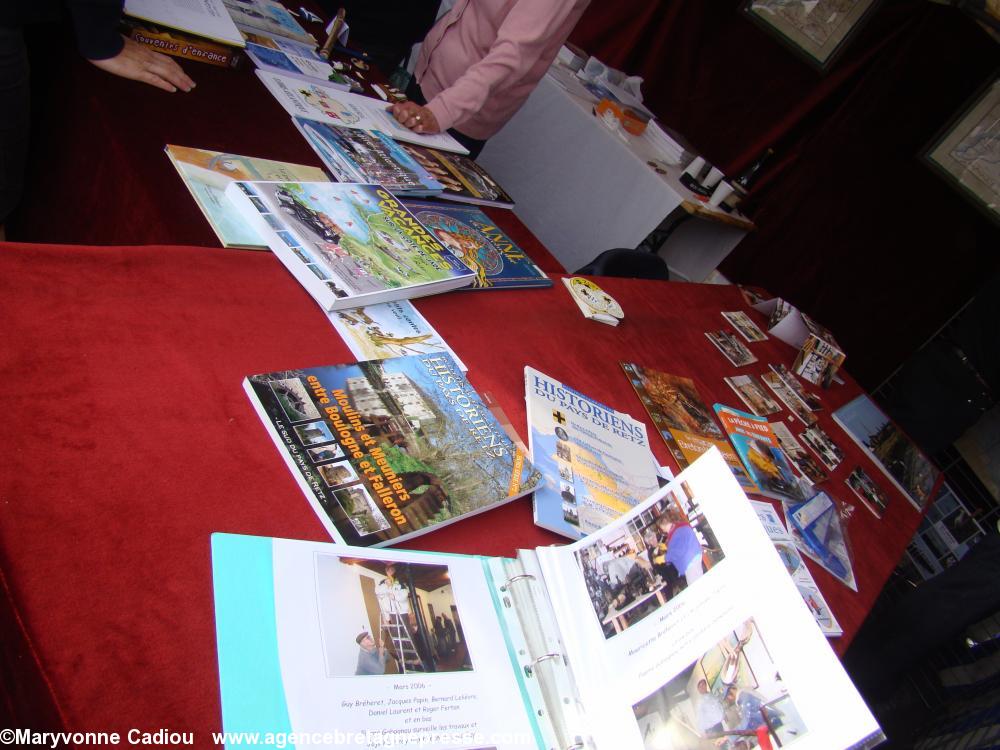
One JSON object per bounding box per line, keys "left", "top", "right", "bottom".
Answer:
{"left": 575, "top": 482, "right": 724, "bottom": 638}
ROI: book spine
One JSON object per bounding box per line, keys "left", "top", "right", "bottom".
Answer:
{"left": 122, "top": 20, "right": 241, "bottom": 68}
{"left": 488, "top": 555, "right": 592, "bottom": 750}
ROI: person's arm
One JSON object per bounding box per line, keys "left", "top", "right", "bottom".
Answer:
{"left": 393, "top": 0, "right": 586, "bottom": 133}
{"left": 68, "top": 0, "right": 195, "bottom": 92}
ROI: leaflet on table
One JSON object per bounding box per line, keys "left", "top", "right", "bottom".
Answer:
{"left": 164, "top": 145, "right": 327, "bottom": 249}
{"left": 212, "top": 535, "right": 547, "bottom": 750}
{"left": 326, "top": 300, "right": 467, "bottom": 371}
{"left": 786, "top": 491, "right": 857, "bottom": 591}
{"left": 243, "top": 353, "right": 540, "bottom": 547}
{"left": 256, "top": 69, "right": 469, "bottom": 154}
{"left": 749, "top": 499, "right": 843, "bottom": 637}
{"left": 212, "top": 450, "right": 883, "bottom": 750}
{"left": 525, "top": 367, "right": 661, "bottom": 540}
{"left": 528, "top": 449, "right": 882, "bottom": 750}
{"left": 244, "top": 43, "right": 348, "bottom": 88}
{"left": 124, "top": 0, "right": 244, "bottom": 46}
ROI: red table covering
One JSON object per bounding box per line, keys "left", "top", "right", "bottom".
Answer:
{"left": 0, "top": 242, "right": 920, "bottom": 742}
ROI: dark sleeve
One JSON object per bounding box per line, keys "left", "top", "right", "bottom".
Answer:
{"left": 67, "top": 0, "right": 124, "bottom": 60}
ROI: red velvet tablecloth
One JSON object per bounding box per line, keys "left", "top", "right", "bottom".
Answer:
{"left": 0, "top": 242, "right": 920, "bottom": 742}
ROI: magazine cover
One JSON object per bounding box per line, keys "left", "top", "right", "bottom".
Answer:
{"left": 293, "top": 118, "right": 444, "bottom": 195}
{"left": 225, "top": 180, "right": 475, "bottom": 310}
{"left": 327, "top": 300, "right": 466, "bottom": 371}
{"left": 714, "top": 405, "right": 809, "bottom": 504}
{"left": 621, "top": 363, "right": 757, "bottom": 492}
{"left": 256, "top": 69, "right": 469, "bottom": 154}
{"left": 750, "top": 499, "right": 843, "bottom": 637}
{"left": 397, "top": 142, "right": 515, "bottom": 208}
{"left": 164, "top": 145, "right": 327, "bottom": 249}
{"left": 244, "top": 353, "right": 541, "bottom": 546}
{"left": 403, "top": 201, "right": 552, "bottom": 289}
{"left": 832, "top": 394, "right": 939, "bottom": 510}
{"left": 724, "top": 374, "right": 782, "bottom": 417}
{"left": 526, "top": 367, "right": 661, "bottom": 540}
{"left": 244, "top": 43, "right": 348, "bottom": 87}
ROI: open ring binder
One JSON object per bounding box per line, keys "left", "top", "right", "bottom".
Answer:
{"left": 500, "top": 573, "right": 536, "bottom": 590}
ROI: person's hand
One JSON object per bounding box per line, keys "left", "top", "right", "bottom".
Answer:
{"left": 88, "top": 37, "right": 195, "bottom": 93}
{"left": 389, "top": 101, "right": 440, "bottom": 134}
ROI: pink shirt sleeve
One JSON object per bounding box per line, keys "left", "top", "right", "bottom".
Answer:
{"left": 424, "top": 0, "right": 586, "bottom": 133}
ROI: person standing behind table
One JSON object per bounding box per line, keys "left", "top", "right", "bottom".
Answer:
{"left": 0, "top": 1, "right": 195, "bottom": 239}
{"left": 389, "top": 0, "right": 591, "bottom": 158}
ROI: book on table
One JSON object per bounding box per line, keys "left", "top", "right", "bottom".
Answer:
{"left": 123, "top": 0, "right": 245, "bottom": 46}
{"left": 525, "top": 367, "right": 661, "bottom": 540}
{"left": 243, "top": 39, "right": 351, "bottom": 89}
{"left": 222, "top": 0, "right": 316, "bottom": 46}
{"left": 621, "top": 362, "right": 758, "bottom": 493}
{"left": 396, "top": 141, "right": 516, "bottom": 208}
{"left": 224, "top": 180, "right": 476, "bottom": 311}
{"left": 256, "top": 69, "right": 470, "bottom": 154}
{"left": 832, "top": 394, "right": 939, "bottom": 510}
{"left": 327, "top": 300, "right": 467, "bottom": 371}
{"left": 211, "top": 449, "right": 883, "bottom": 750}
{"left": 244, "top": 353, "right": 540, "bottom": 547}
{"left": 402, "top": 200, "right": 552, "bottom": 289}
{"left": 292, "top": 117, "right": 444, "bottom": 196}
{"left": 164, "top": 145, "right": 328, "bottom": 249}
{"left": 714, "top": 404, "right": 810, "bottom": 504}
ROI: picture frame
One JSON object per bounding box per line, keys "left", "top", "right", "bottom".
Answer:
{"left": 742, "top": 0, "right": 881, "bottom": 70}
{"left": 923, "top": 75, "right": 1000, "bottom": 224}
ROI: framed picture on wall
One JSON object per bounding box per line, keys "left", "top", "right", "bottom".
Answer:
{"left": 923, "top": 76, "right": 1000, "bottom": 224}
{"left": 742, "top": 0, "right": 881, "bottom": 70}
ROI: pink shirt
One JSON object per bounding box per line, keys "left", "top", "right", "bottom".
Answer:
{"left": 415, "top": 0, "right": 591, "bottom": 140}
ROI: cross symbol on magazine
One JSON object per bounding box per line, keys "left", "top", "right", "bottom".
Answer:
{"left": 552, "top": 410, "right": 567, "bottom": 425}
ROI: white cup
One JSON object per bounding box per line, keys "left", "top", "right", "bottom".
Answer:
{"left": 709, "top": 181, "right": 734, "bottom": 207}
{"left": 701, "top": 166, "right": 725, "bottom": 189}
{"left": 682, "top": 156, "right": 706, "bottom": 179}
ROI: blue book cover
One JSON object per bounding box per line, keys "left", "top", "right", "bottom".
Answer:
{"left": 403, "top": 200, "right": 552, "bottom": 290}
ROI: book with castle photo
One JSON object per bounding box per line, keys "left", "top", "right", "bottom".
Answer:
{"left": 244, "top": 353, "right": 540, "bottom": 546}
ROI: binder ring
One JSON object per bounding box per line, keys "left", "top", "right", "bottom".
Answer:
{"left": 531, "top": 652, "right": 562, "bottom": 666}
{"left": 565, "top": 743, "right": 585, "bottom": 750}
{"left": 500, "top": 573, "right": 535, "bottom": 591}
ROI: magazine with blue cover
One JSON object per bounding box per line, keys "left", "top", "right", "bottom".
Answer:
{"left": 244, "top": 353, "right": 541, "bottom": 546}
{"left": 403, "top": 201, "right": 552, "bottom": 289}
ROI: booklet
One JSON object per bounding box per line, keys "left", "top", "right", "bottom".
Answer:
{"left": 164, "top": 145, "right": 328, "bottom": 249}
{"left": 714, "top": 405, "right": 809, "bottom": 504}
{"left": 724, "top": 374, "right": 782, "bottom": 417}
{"left": 397, "top": 141, "right": 516, "bottom": 209}
{"left": 845, "top": 466, "right": 890, "bottom": 519}
{"left": 327, "top": 300, "right": 466, "bottom": 371}
{"left": 749, "top": 500, "right": 843, "bottom": 637}
{"left": 244, "top": 353, "right": 541, "bottom": 546}
{"left": 769, "top": 422, "right": 829, "bottom": 486}
{"left": 256, "top": 69, "right": 469, "bottom": 154}
{"left": 222, "top": 0, "right": 316, "bottom": 46}
{"left": 832, "top": 394, "right": 939, "bottom": 511}
{"left": 225, "top": 180, "right": 475, "bottom": 311}
{"left": 761, "top": 371, "right": 817, "bottom": 425}
{"left": 124, "top": 0, "right": 244, "bottom": 46}
{"left": 211, "top": 450, "right": 882, "bottom": 750}
{"left": 621, "top": 363, "right": 757, "bottom": 493}
{"left": 402, "top": 200, "right": 552, "bottom": 290}
{"left": 525, "top": 367, "right": 661, "bottom": 540}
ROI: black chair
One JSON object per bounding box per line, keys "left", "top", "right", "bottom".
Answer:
{"left": 574, "top": 248, "right": 671, "bottom": 280}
